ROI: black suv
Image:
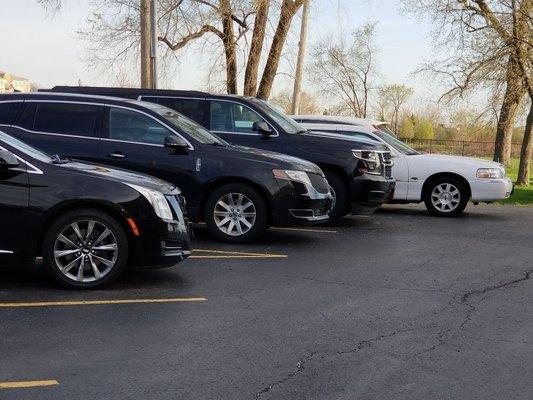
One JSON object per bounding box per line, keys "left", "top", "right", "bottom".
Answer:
{"left": 0, "top": 93, "right": 331, "bottom": 243}
{"left": 44, "top": 87, "right": 395, "bottom": 220}
{"left": 0, "top": 130, "right": 190, "bottom": 289}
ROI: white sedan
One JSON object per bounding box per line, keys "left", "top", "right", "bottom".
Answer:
{"left": 293, "top": 117, "right": 513, "bottom": 217}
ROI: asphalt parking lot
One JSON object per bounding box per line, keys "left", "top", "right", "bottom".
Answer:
{"left": 1, "top": 204, "right": 532, "bottom": 400}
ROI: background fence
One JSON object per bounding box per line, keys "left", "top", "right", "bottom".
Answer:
{"left": 400, "top": 138, "right": 524, "bottom": 159}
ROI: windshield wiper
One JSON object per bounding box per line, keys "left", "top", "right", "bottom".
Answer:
{"left": 51, "top": 154, "right": 69, "bottom": 164}
{"left": 211, "top": 142, "right": 228, "bottom": 147}
{"left": 296, "top": 129, "right": 309, "bottom": 134}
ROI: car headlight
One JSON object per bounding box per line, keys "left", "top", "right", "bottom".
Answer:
{"left": 352, "top": 149, "right": 382, "bottom": 175}
{"left": 476, "top": 168, "right": 504, "bottom": 179}
{"left": 272, "top": 169, "right": 312, "bottom": 186}
{"left": 125, "top": 183, "right": 174, "bottom": 220}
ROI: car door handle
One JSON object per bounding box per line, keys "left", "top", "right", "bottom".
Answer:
{"left": 106, "top": 152, "right": 125, "bottom": 159}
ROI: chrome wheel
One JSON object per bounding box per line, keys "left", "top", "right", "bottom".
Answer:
{"left": 53, "top": 220, "right": 118, "bottom": 283}
{"left": 213, "top": 193, "right": 256, "bottom": 236}
{"left": 431, "top": 183, "right": 461, "bottom": 212}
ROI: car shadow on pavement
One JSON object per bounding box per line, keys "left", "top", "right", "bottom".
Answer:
{"left": 376, "top": 204, "right": 509, "bottom": 221}
{"left": 191, "top": 226, "right": 323, "bottom": 246}
{"left": 0, "top": 260, "right": 188, "bottom": 294}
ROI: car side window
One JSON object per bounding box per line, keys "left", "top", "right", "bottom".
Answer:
{"left": 141, "top": 97, "right": 208, "bottom": 127}
{"left": 210, "top": 101, "right": 265, "bottom": 134}
{"left": 107, "top": 107, "right": 174, "bottom": 145}
{"left": 31, "top": 102, "right": 99, "bottom": 137}
{"left": 0, "top": 102, "right": 23, "bottom": 125}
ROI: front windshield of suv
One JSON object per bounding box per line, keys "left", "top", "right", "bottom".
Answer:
{"left": 0, "top": 130, "right": 54, "bottom": 163}
{"left": 249, "top": 98, "right": 306, "bottom": 134}
{"left": 153, "top": 106, "right": 228, "bottom": 146}
{"left": 374, "top": 129, "right": 419, "bottom": 155}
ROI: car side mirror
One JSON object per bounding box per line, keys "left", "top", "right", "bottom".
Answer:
{"left": 253, "top": 121, "right": 273, "bottom": 137}
{"left": 0, "top": 149, "right": 20, "bottom": 170}
{"left": 164, "top": 136, "right": 190, "bottom": 153}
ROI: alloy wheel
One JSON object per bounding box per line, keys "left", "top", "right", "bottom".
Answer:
{"left": 53, "top": 220, "right": 119, "bottom": 283}
{"left": 431, "top": 183, "right": 461, "bottom": 212}
{"left": 213, "top": 193, "right": 256, "bottom": 236}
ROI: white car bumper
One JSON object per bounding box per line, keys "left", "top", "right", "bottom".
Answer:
{"left": 470, "top": 177, "right": 513, "bottom": 202}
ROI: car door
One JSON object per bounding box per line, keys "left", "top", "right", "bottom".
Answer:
{"left": 98, "top": 106, "right": 198, "bottom": 203}
{"left": 0, "top": 149, "right": 31, "bottom": 257}
{"left": 7, "top": 101, "right": 102, "bottom": 163}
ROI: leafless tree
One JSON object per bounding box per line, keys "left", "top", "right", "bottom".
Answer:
{"left": 71, "top": 0, "right": 306, "bottom": 97}
{"left": 403, "top": 0, "right": 532, "bottom": 167}
{"left": 307, "top": 23, "right": 379, "bottom": 118}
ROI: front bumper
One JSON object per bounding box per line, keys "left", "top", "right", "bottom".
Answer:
{"left": 350, "top": 174, "right": 396, "bottom": 215}
{"left": 471, "top": 177, "right": 514, "bottom": 202}
{"left": 271, "top": 176, "right": 333, "bottom": 226}
{"left": 129, "top": 218, "right": 192, "bottom": 269}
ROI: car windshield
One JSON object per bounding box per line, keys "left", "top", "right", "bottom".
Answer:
{"left": 153, "top": 106, "right": 228, "bottom": 146}
{"left": 374, "top": 129, "right": 419, "bottom": 155}
{"left": 0, "top": 130, "right": 54, "bottom": 163}
{"left": 249, "top": 98, "right": 306, "bottom": 134}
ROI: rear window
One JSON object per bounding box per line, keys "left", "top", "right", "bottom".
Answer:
{"left": 0, "top": 102, "right": 23, "bottom": 125}
{"left": 27, "top": 102, "right": 99, "bottom": 137}
{"left": 141, "top": 97, "right": 207, "bottom": 127}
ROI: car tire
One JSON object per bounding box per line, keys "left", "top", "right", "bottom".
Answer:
{"left": 42, "top": 208, "right": 129, "bottom": 289}
{"left": 324, "top": 171, "right": 350, "bottom": 221}
{"left": 424, "top": 176, "right": 469, "bottom": 217}
{"left": 205, "top": 183, "right": 268, "bottom": 243}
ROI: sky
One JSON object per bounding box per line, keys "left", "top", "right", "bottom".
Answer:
{"left": 0, "top": 0, "right": 439, "bottom": 106}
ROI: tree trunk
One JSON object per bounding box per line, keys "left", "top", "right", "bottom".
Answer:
{"left": 291, "top": 0, "right": 309, "bottom": 114}
{"left": 140, "top": 0, "right": 153, "bottom": 88}
{"left": 516, "top": 100, "right": 532, "bottom": 186}
{"left": 493, "top": 57, "right": 524, "bottom": 165}
{"left": 221, "top": 0, "right": 237, "bottom": 94}
{"left": 243, "top": 0, "right": 270, "bottom": 96}
{"left": 257, "top": 0, "right": 302, "bottom": 100}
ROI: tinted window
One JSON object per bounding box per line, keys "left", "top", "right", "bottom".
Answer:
{"left": 0, "top": 102, "right": 22, "bottom": 125}
{"left": 210, "top": 101, "right": 265, "bottom": 133}
{"left": 108, "top": 107, "right": 173, "bottom": 145}
{"left": 142, "top": 97, "right": 207, "bottom": 126}
{"left": 18, "top": 103, "right": 36, "bottom": 130}
{"left": 32, "top": 103, "right": 98, "bottom": 137}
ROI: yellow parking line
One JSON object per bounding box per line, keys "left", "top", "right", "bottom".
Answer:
{"left": 270, "top": 227, "right": 337, "bottom": 234}
{"left": 191, "top": 249, "right": 287, "bottom": 259}
{"left": 190, "top": 255, "right": 287, "bottom": 259}
{"left": 0, "top": 297, "right": 207, "bottom": 308}
{"left": 194, "top": 249, "right": 285, "bottom": 256}
{"left": 0, "top": 380, "right": 59, "bottom": 389}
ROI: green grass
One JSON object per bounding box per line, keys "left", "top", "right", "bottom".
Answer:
{"left": 497, "top": 158, "right": 533, "bottom": 205}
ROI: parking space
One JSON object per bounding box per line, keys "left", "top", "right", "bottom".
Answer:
{"left": 1, "top": 204, "right": 532, "bottom": 400}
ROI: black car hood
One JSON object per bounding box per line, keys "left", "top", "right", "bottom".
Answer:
{"left": 59, "top": 161, "right": 179, "bottom": 194}
{"left": 217, "top": 144, "right": 324, "bottom": 174}
{"left": 302, "top": 130, "right": 389, "bottom": 151}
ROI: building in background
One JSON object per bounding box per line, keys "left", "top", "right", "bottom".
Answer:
{"left": 0, "top": 71, "right": 32, "bottom": 93}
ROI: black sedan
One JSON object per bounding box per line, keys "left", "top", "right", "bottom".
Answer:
{"left": 0, "top": 130, "right": 191, "bottom": 289}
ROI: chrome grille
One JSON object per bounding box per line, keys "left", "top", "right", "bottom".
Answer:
{"left": 379, "top": 151, "right": 394, "bottom": 179}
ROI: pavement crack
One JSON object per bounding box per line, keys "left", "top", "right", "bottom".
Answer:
{"left": 254, "top": 327, "right": 416, "bottom": 398}
{"left": 412, "top": 269, "right": 533, "bottom": 357}
{"left": 461, "top": 270, "right": 533, "bottom": 305}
